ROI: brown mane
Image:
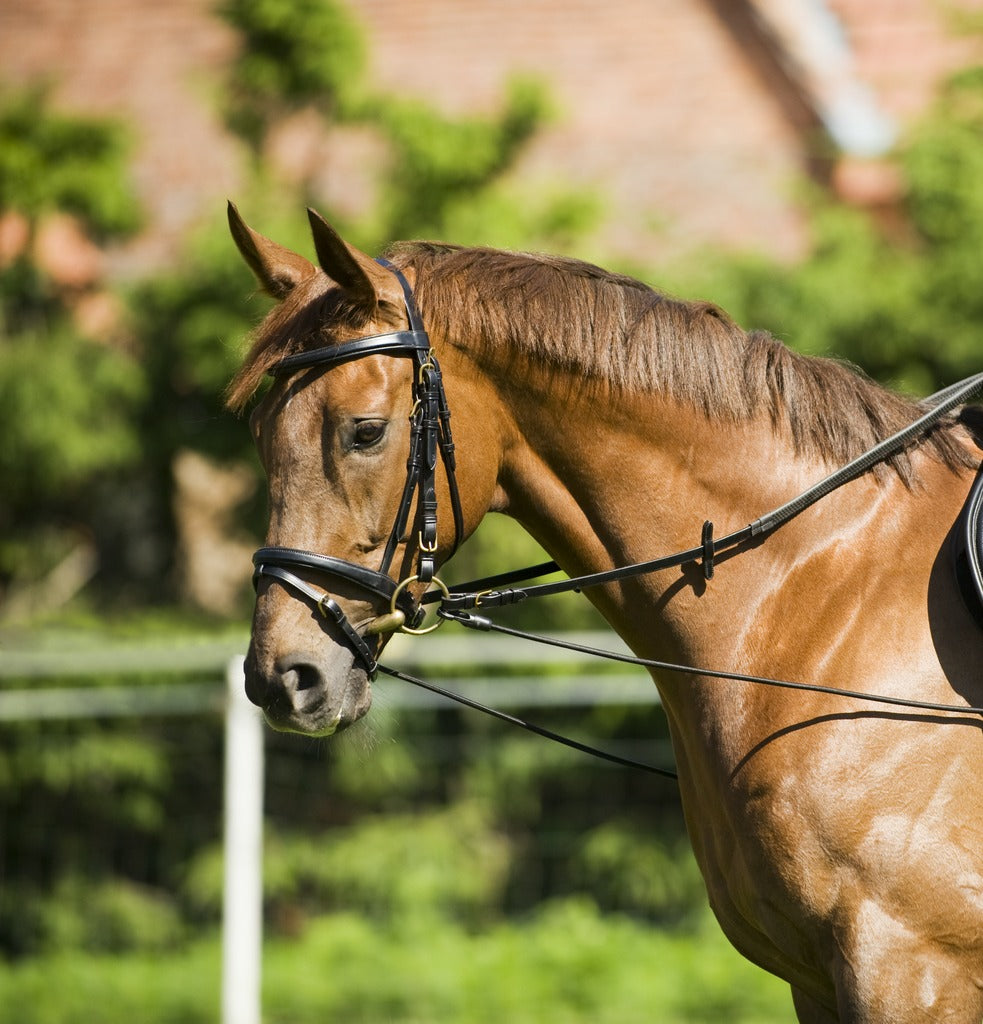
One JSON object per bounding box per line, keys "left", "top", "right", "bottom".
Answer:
{"left": 229, "top": 242, "right": 974, "bottom": 481}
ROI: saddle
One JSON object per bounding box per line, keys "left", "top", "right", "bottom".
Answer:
{"left": 953, "top": 460, "right": 983, "bottom": 630}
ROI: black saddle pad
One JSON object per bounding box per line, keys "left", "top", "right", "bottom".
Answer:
{"left": 953, "top": 461, "right": 983, "bottom": 631}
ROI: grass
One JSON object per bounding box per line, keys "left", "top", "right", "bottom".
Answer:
{"left": 0, "top": 901, "right": 793, "bottom": 1024}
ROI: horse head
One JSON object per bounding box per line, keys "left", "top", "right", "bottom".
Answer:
{"left": 227, "top": 205, "right": 500, "bottom": 735}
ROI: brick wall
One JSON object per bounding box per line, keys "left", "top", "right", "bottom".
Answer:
{"left": 0, "top": 0, "right": 980, "bottom": 270}
{"left": 0, "top": 0, "right": 241, "bottom": 274}
{"left": 349, "top": 0, "right": 808, "bottom": 261}
{"left": 829, "top": 0, "right": 983, "bottom": 122}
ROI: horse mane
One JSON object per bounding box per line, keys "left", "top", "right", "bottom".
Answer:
{"left": 387, "top": 242, "right": 974, "bottom": 482}
{"left": 228, "top": 241, "right": 975, "bottom": 482}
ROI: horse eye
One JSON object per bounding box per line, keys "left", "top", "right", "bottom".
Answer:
{"left": 352, "top": 419, "right": 387, "bottom": 448}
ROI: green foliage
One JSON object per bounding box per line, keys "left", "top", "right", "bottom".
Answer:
{"left": 459, "top": 732, "right": 586, "bottom": 824}
{"left": 0, "top": 701, "right": 225, "bottom": 958}
{"left": 217, "top": 0, "right": 600, "bottom": 249}
{"left": 0, "top": 942, "right": 219, "bottom": 1024}
{"left": 184, "top": 801, "right": 511, "bottom": 928}
{"left": 438, "top": 179, "right": 604, "bottom": 254}
{"left": 326, "top": 714, "right": 432, "bottom": 805}
{"left": 0, "top": 903, "right": 791, "bottom": 1023}
{"left": 571, "top": 821, "right": 706, "bottom": 924}
{"left": 684, "top": 66, "right": 983, "bottom": 397}
{"left": 220, "top": 0, "right": 367, "bottom": 151}
{"left": 0, "top": 84, "right": 141, "bottom": 238}
{"left": 126, "top": 222, "right": 270, "bottom": 464}
{"left": 905, "top": 66, "right": 983, "bottom": 247}
{"left": 0, "top": 876, "right": 184, "bottom": 962}
{"left": 269, "top": 802, "right": 510, "bottom": 924}
{"left": 363, "top": 73, "right": 604, "bottom": 252}
{"left": 0, "top": 262, "right": 144, "bottom": 583}
{"left": 0, "top": 316, "right": 144, "bottom": 507}
{"left": 0, "top": 730, "right": 166, "bottom": 804}
{"left": 372, "top": 76, "right": 555, "bottom": 241}
{"left": 364, "top": 73, "right": 602, "bottom": 252}
{"left": 0, "top": 86, "right": 145, "bottom": 597}
{"left": 36, "top": 877, "right": 186, "bottom": 954}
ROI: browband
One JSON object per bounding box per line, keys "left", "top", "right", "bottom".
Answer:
{"left": 270, "top": 330, "right": 431, "bottom": 376}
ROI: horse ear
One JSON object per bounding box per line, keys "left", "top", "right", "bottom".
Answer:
{"left": 227, "top": 201, "right": 315, "bottom": 300}
{"left": 307, "top": 207, "right": 398, "bottom": 312}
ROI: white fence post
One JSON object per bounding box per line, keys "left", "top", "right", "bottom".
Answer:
{"left": 221, "top": 655, "right": 264, "bottom": 1024}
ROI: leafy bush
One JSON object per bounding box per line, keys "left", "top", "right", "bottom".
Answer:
{"left": 0, "top": 85, "right": 145, "bottom": 600}
{"left": 570, "top": 821, "right": 706, "bottom": 925}
{"left": 39, "top": 877, "right": 186, "bottom": 954}
{"left": 0, "top": 85, "right": 141, "bottom": 238}
{"left": 0, "top": 319, "right": 143, "bottom": 508}
{"left": 0, "top": 942, "right": 219, "bottom": 1024}
{"left": 184, "top": 801, "right": 511, "bottom": 930}
{"left": 220, "top": 0, "right": 368, "bottom": 150}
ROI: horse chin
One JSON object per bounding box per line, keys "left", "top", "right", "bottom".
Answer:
{"left": 243, "top": 645, "right": 373, "bottom": 737}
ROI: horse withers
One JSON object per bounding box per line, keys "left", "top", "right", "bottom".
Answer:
{"left": 227, "top": 204, "right": 983, "bottom": 1024}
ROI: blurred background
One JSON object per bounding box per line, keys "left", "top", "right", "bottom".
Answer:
{"left": 1, "top": 0, "right": 982, "bottom": 1020}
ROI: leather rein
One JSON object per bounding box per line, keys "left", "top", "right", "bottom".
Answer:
{"left": 253, "top": 260, "right": 983, "bottom": 775}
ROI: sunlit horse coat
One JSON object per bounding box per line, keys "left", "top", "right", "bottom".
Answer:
{"left": 228, "top": 205, "right": 983, "bottom": 1024}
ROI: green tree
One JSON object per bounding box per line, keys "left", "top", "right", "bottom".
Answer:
{"left": 0, "top": 86, "right": 144, "bottom": 604}
{"left": 688, "top": 66, "right": 983, "bottom": 397}
{"left": 217, "top": 0, "right": 598, "bottom": 250}
{"left": 220, "top": 0, "right": 367, "bottom": 153}
{"left": 0, "top": 85, "right": 141, "bottom": 241}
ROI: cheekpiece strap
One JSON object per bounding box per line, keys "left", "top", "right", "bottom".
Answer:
{"left": 375, "top": 257, "right": 425, "bottom": 332}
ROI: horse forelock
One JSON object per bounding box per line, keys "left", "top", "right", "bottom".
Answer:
{"left": 225, "top": 272, "right": 377, "bottom": 412}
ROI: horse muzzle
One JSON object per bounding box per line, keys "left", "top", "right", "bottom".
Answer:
{"left": 244, "top": 643, "right": 373, "bottom": 736}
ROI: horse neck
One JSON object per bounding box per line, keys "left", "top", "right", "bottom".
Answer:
{"left": 477, "top": 353, "right": 896, "bottom": 669}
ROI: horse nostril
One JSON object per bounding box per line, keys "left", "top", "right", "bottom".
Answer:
{"left": 291, "top": 662, "right": 322, "bottom": 692}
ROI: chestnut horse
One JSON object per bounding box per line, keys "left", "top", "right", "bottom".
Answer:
{"left": 227, "top": 204, "right": 983, "bottom": 1023}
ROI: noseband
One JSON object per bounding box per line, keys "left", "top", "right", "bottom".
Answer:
{"left": 252, "top": 259, "right": 464, "bottom": 677}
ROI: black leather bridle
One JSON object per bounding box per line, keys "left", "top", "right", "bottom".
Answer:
{"left": 252, "top": 259, "right": 464, "bottom": 677}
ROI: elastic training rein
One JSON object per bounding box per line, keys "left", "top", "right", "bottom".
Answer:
{"left": 254, "top": 259, "right": 983, "bottom": 776}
